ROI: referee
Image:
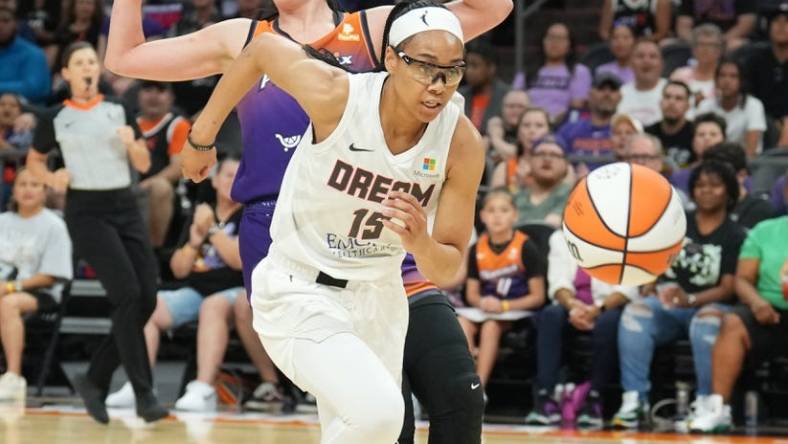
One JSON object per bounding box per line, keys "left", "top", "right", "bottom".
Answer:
{"left": 27, "top": 42, "right": 167, "bottom": 424}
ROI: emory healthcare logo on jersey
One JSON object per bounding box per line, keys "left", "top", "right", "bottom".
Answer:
{"left": 338, "top": 23, "right": 360, "bottom": 42}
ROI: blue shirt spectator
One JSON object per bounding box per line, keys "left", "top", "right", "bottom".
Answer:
{"left": 0, "top": 8, "right": 50, "bottom": 104}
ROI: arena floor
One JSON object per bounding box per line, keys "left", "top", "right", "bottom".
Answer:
{"left": 2, "top": 403, "right": 788, "bottom": 444}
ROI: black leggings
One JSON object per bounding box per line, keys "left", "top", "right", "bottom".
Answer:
{"left": 399, "top": 291, "right": 484, "bottom": 444}
{"left": 65, "top": 188, "right": 158, "bottom": 396}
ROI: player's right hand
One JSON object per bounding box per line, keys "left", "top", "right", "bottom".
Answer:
{"left": 50, "top": 168, "right": 70, "bottom": 193}
{"left": 181, "top": 140, "right": 217, "bottom": 183}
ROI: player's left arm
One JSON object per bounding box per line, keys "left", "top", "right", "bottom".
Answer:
{"left": 365, "top": 0, "right": 513, "bottom": 59}
{"left": 383, "top": 116, "right": 484, "bottom": 287}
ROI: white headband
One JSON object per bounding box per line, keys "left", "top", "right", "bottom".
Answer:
{"left": 388, "top": 7, "right": 464, "bottom": 48}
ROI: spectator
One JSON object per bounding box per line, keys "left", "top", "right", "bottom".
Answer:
{"left": 702, "top": 143, "right": 775, "bottom": 229}
{"left": 0, "top": 6, "right": 51, "bottom": 104}
{"left": 526, "top": 22, "right": 592, "bottom": 123}
{"left": 618, "top": 39, "right": 668, "bottom": 126}
{"left": 610, "top": 113, "right": 643, "bottom": 160}
{"left": 167, "top": 0, "right": 224, "bottom": 117}
{"left": 460, "top": 39, "right": 510, "bottom": 134}
{"left": 0, "top": 168, "right": 72, "bottom": 400}
{"left": 698, "top": 58, "right": 767, "bottom": 157}
{"left": 135, "top": 81, "right": 189, "bottom": 248}
{"left": 612, "top": 160, "right": 746, "bottom": 429}
{"left": 598, "top": 0, "right": 671, "bottom": 41}
{"left": 526, "top": 230, "right": 638, "bottom": 428}
{"left": 676, "top": 0, "right": 756, "bottom": 50}
{"left": 46, "top": 0, "right": 106, "bottom": 69}
{"left": 458, "top": 189, "right": 546, "bottom": 394}
{"left": 745, "top": 6, "right": 788, "bottom": 147}
{"left": 626, "top": 133, "right": 694, "bottom": 210}
{"left": 646, "top": 80, "right": 695, "bottom": 167}
{"left": 0, "top": 92, "right": 32, "bottom": 152}
{"left": 106, "top": 156, "right": 283, "bottom": 412}
{"left": 557, "top": 73, "right": 621, "bottom": 164}
{"left": 689, "top": 215, "right": 788, "bottom": 433}
{"left": 490, "top": 107, "right": 551, "bottom": 191}
{"left": 485, "top": 90, "right": 530, "bottom": 161}
{"left": 513, "top": 136, "right": 571, "bottom": 228}
{"left": 671, "top": 24, "right": 724, "bottom": 105}
{"left": 20, "top": 0, "right": 59, "bottom": 47}
{"left": 671, "top": 112, "right": 727, "bottom": 193}
{"left": 596, "top": 24, "right": 636, "bottom": 85}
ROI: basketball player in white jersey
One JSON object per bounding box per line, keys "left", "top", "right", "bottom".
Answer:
{"left": 185, "top": 3, "right": 483, "bottom": 443}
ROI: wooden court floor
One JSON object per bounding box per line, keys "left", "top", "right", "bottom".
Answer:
{"left": 2, "top": 403, "right": 788, "bottom": 444}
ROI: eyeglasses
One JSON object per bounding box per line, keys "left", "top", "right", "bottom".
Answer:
{"left": 395, "top": 49, "right": 466, "bottom": 87}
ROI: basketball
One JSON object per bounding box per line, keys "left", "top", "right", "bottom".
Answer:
{"left": 562, "top": 162, "right": 687, "bottom": 286}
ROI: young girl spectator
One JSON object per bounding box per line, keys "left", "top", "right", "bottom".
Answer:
{"left": 697, "top": 58, "right": 767, "bottom": 158}
{"left": 613, "top": 160, "right": 746, "bottom": 429}
{"left": 27, "top": 42, "right": 167, "bottom": 423}
{"left": 526, "top": 230, "right": 638, "bottom": 428}
{"left": 46, "top": 0, "right": 106, "bottom": 69}
{"left": 610, "top": 113, "right": 643, "bottom": 161}
{"left": 671, "top": 24, "right": 724, "bottom": 106}
{"left": 598, "top": 0, "right": 671, "bottom": 41}
{"left": 596, "top": 24, "right": 636, "bottom": 85}
{"left": 457, "top": 190, "right": 546, "bottom": 394}
{"left": 0, "top": 168, "right": 72, "bottom": 400}
{"left": 527, "top": 23, "right": 592, "bottom": 123}
{"left": 490, "top": 107, "right": 551, "bottom": 191}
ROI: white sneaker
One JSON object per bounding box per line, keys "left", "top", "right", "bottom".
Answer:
{"left": 106, "top": 382, "right": 135, "bottom": 408}
{"left": 612, "top": 390, "right": 648, "bottom": 429}
{"left": 175, "top": 381, "right": 217, "bottom": 412}
{"left": 0, "top": 373, "right": 26, "bottom": 401}
{"left": 689, "top": 394, "right": 732, "bottom": 433}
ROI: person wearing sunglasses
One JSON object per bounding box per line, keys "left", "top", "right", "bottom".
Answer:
{"left": 184, "top": 3, "right": 492, "bottom": 444}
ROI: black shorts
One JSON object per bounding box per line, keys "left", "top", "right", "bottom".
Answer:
{"left": 732, "top": 304, "right": 788, "bottom": 364}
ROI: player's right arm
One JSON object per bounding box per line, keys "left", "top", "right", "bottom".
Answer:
{"left": 185, "top": 33, "right": 348, "bottom": 182}
{"left": 104, "top": 0, "right": 250, "bottom": 80}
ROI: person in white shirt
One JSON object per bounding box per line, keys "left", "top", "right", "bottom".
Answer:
{"left": 525, "top": 230, "right": 639, "bottom": 428}
{"left": 697, "top": 58, "right": 766, "bottom": 158}
{"left": 618, "top": 39, "right": 667, "bottom": 126}
{"left": 0, "top": 169, "right": 72, "bottom": 401}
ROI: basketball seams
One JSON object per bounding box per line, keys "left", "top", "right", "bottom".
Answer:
{"left": 562, "top": 222, "right": 623, "bottom": 253}
{"left": 584, "top": 175, "right": 626, "bottom": 246}
{"left": 618, "top": 165, "right": 633, "bottom": 284}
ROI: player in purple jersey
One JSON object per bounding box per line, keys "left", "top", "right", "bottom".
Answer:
{"left": 106, "top": 0, "right": 512, "bottom": 441}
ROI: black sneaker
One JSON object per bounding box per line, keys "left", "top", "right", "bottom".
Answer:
{"left": 525, "top": 389, "right": 561, "bottom": 426}
{"left": 295, "top": 391, "right": 318, "bottom": 414}
{"left": 576, "top": 390, "right": 604, "bottom": 429}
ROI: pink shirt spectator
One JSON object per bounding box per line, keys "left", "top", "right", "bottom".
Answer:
{"left": 527, "top": 64, "right": 592, "bottom": 120}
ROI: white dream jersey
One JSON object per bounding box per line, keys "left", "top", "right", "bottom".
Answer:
{"left": 269, "top": 71, "right": 461, "bottom": 281}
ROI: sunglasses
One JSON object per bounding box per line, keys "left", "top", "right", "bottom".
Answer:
{"left": 395, "top": 49, "right": 466, "bottom": 87}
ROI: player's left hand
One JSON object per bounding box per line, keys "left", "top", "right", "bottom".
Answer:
{"left": 382, "top": 191, "right": 429, "bottom": 253}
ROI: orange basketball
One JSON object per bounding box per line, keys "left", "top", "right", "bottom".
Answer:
{"left": 562, "top": 162, "right": 687, "bottom": 286}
